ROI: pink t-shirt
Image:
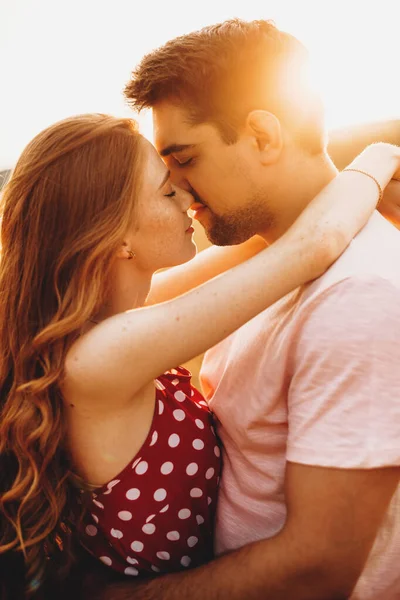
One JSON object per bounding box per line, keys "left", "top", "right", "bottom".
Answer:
{"left": 201, "top": 212, "right": 400, "bottom": 600}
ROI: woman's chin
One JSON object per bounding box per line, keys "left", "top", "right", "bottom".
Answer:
{"left": 179, "top": 241, "right": 198, "bottom": 265}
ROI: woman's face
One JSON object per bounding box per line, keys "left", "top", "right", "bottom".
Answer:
{"left": 129, "top": 139, "right": 197, "bottom": 271}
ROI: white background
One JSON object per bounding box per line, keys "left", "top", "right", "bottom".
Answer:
{"left": 1, "top": 0, "right": 400, "bottom": 168}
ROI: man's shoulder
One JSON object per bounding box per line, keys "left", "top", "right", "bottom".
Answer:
{"left": 301, "top": 212, "right": 400, "bottom": 306}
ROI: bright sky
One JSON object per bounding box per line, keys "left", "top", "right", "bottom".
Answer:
{"left": 1, "top": 0, "right": 399, "bottom": 169}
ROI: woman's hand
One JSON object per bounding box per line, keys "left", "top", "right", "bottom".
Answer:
{"left": 379, "top": 179, "right": 400, "bottom": 228}
{"left": 283, "top": 143, "right": 400, "bottom": 280}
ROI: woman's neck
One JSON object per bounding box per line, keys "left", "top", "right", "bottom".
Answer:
{"left": 94, "top": 261, "right": 154, "bottom": 322}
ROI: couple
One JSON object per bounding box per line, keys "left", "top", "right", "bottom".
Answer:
{"left": 1, "top": 19, "right": 400, "bottom": 600}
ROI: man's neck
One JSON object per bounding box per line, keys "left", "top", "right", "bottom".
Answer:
{"left": 260, "top": 153, "right": 338, "bottom": 244}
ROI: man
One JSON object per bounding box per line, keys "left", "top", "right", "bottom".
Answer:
{"left": 88, "top": 19, "right": 400, "bottom": 600}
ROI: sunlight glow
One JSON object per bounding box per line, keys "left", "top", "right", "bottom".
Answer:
{"left": 1, "top": 0, "right": 399, "bottom": 168}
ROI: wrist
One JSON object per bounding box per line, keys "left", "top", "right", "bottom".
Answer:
{"left": 348, "top": 143, "right": 400, "bottom": 192}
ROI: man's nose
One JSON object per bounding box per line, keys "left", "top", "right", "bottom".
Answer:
{"left": 169, "top": 168, "right": 191, "bottom": 192}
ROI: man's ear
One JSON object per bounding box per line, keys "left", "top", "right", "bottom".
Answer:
{"left": 246, "top": 110, "right": 283, "bottom": 165}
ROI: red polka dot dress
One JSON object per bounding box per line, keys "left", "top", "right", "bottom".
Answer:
{"left": 80, "top": 367, "right": 221, "bottom": 577}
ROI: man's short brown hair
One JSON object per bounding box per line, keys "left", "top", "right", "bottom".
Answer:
{"left": 125, "top": 19, "right": 325, "bottom": 153}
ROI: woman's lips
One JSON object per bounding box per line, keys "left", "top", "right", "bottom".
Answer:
{"left": 185, "top": 219, "right": 194, "bottom": 233}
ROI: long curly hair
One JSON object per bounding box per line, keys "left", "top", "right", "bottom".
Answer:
{"left": 0, "top": 113, "right": 144, "bottom": 594}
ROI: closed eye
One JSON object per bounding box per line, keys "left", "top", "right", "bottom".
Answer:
{"left": 164, "top": 190, "right": 176, "bottom": 198}
{"left": 175, "top": 157, "right": 193, "bottom": 168}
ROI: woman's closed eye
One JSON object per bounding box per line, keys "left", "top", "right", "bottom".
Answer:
{"left": 164, "top": 189, "right": 176, "bottom": 198}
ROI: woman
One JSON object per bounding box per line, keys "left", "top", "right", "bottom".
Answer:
{"left": 0, "top": 113, "right": 398, "bottom": 596}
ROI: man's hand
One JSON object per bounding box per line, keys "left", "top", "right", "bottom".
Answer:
{"left": 379, "top": 179, "right": 400, "bottom": 227}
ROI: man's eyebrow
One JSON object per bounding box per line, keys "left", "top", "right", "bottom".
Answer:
{"left": 159, "top": 143, "right": 195, "bottom": 157}
{"left": 158, "top": 169, "right": 170, "bottom": 190}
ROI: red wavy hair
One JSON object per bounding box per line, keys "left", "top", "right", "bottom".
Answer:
{"left": 0, "top": 113, "right": 144, "bottom": 594}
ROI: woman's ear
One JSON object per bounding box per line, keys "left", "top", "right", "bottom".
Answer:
{"left": 116, "top": 241, "right": 135, "bottom": 260}
{"left": 246, "top": 110, "right": 283, "bottom": 165}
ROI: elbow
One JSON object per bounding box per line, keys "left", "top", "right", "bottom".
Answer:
{"left": 309, "top": 226, "right": 351, "bottom": 279}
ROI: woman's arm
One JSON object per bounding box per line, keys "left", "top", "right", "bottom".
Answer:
{"left": 64, "top": 143, "right": 400, "bottom": 405}
{"left": 147, "top": 173, "right": 400, "bottom": 308}
{"left": 146, "top": 236, "right": 267, "bottom": 306}
{"left": 378, "top": 178, "right": 400, "bottom": 227}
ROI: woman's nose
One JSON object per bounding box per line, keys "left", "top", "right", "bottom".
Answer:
{"left": 178, "top": 187, "right": 194, "bottom": 212}
{"left": 169, "top": 168, "right": 190, "bottom": 192}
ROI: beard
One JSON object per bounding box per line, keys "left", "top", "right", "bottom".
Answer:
{"left": 204, "top": 200, "right": 276, "bottom": 246}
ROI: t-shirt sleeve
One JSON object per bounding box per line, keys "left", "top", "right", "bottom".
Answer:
{"left": 286, "top": 275, "right": 400, "bottom": 468}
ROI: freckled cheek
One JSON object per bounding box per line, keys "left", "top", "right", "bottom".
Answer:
{"left": 146, "top": 213, "right": 185, "bottom": 251}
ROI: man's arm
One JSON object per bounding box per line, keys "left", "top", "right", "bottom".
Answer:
{"left": 95, "top": 465, "right": 398, "bottom": 600}
{"left": 95, "top": 276, "right": 400, "bottom": 599}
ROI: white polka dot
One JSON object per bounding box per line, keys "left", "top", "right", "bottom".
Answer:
{"left": 171, "top": 378, "right": 180, "bottom": 386}
{"left": 205, "top": 468, "right": 215, "bottom": 480}
{"left": 154, "top": 379, "right": 165, "bottom": 390}
{"left": 190, "top": 488, "right": 203, "bottom": 498}
{"left": 161, "top": 461, "right": 174, "bottom": 475}
{"left": 168, "top": 434, "right": 180, "bottom": 448}
{"left": 214, "top": 445, "right": 221, "bottom": 457}
{"left": 166, "top": 531, "right": 180, "bottom": 541}
{"left": 196, "top": 515, "right": 205, "bottom": 525}
{"left": 160, "top": 504, "right": 169, "bottom": 513}
{"left": 181, "top": 556, "right": 191, "bottom": 567}
{"left": 188, "top": 536, "right": 199, "bottom": 548}
{"left": 124, "top": 567, "right": 139, "bottom": 576}
{"left": 131, "top": 457, "right": 142, "bottom": 469}
{"left": 171, "top": 368, "right": 179, "bottom": 375}
{"left": 150, "top": 431, "right": 158, "bottom": 446}
{"left": 199, "top": 400, "right": 208, "bottom": 407}
{"left": 126, "top": 488, "right": 141, "bottom": 501}
{"left": 100, "top": 556, "right": 112, "bottom": 566}
{"left": 178, "top": 509, "right": 191, "bottom": 520}
{"left": 85, "top": 525, "right": 97, "bottom": 537}
{"left": 104, "top": 479, "right": 120, "bottom": 495}
{"left": 156, "top": 551, "right": 170, "bottom": 561}
{"left": 151, "top": 565, "right": 161, "bottom": 573}
{"left": 142, "top": 523, "right": 156, "bottom": 535}
{"left": 118, "top": 511, "right": 132, "bottom": 521}
{"left": 146, "top": 514, "right": 156, "bottom": 523}
{"left": 131, "top": 541, "right": 144, "bottom": 552}
{"left": 135, "top": 461, "right": 148, "bottom": 475}
{"left": 195, "top": 419, "right": 205, "bottom": 429}
{"left": 92, "top": 499, "right": 104, "bottom": 509}
{"left": 207, "top": 497, "right": 212, "bottom": 505}
{"left": 127, "top": 557, "right": 138, "bottom": 565}
{"left": 190, "top": 389, "right": 195, "bottom": 397}
{"left": 91, "top": 513, "right": 99, "bottom": 524}
{"left": 173, "top": 409, "right": 185, "bottom": 422}
{"left": 186, "top": 463, "right": 198, "bottom": 476}
{"left": 174, "top": 390, "right": 186, "bottom": 402}
{"left": 154, "top": 488, "right": 167, "bottom": 502}
{"left": 193, "top": 439, "right": 204, "bottom": 450}
{"left": 111, "top": 529, "right": 123, "bottom": 539}
{"left": 211, "top": 426, "right": 216, "bottom": 436}
{"left": 158, "top": 400, "right": 164, "bottom": 415}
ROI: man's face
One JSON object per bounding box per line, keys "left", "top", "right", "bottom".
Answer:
{"left": 153, "top": 101, "right": 275, "bottom": 245}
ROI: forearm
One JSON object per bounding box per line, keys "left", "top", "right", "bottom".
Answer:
{"left": 146, "top": 236, "right": 267, "bottom": 305}
{"left": 98, "top": 534, "right": 352, "bottom": 600}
